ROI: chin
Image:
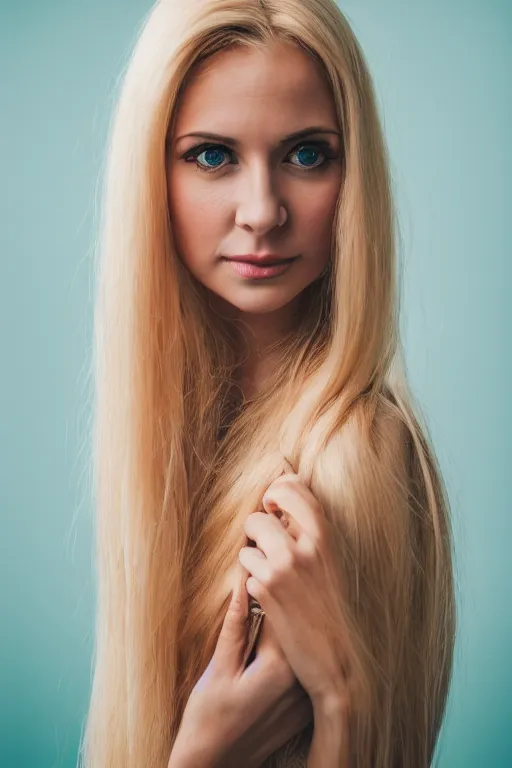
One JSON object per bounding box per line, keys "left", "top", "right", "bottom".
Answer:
{"left": 219, "top": 290, "right": 300, "bottom": 315}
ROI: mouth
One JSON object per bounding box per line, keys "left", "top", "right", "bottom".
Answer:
{"left": 223, "top": 255, "right": 297, "bottom": 266}
{"left": 221, "top": 256, "right": 298, "bottom": 280}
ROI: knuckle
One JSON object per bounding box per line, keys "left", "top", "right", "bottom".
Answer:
{"left": 297, "top": 535, "right": 318, "bottom": 563}
{"left": 243, "top": 513, "right": 255, "bottom": 534}
{"left": 246, "top": 575, "right": 265, "bottom": 602}
{"left": 261, "top": 568, "right": 278, "bottom": 591}
{"left": 279, "top": 547, "right": 296, "bottom": 572}
{"left": 265, "top": 556, "right": 294, "bottom": 591}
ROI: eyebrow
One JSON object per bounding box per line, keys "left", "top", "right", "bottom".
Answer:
{"left": 175, "top": 126, "right": 341, "bottom": 146}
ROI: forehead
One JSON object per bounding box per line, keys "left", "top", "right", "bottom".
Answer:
{"left": 172, "top": 39, "right": 338, "bottom": 140}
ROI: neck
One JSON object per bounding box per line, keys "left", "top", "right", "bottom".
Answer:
{"left": 207, "top": 291, "right": 301, "bottom": 401}
{"left": 237, "top": 301, "right": 301, "bottom": 400}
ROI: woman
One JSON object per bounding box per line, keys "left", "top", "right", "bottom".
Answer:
{"left": 81, "top": 0, "right": 456, "bottom": 766}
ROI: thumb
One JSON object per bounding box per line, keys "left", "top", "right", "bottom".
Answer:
{"left": 213, "top": 563, "right": 250, "bottom": 674}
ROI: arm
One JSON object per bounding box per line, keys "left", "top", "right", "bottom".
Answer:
{"left": 168, "top": 739, "right": 218, "bottom": 768}
{"left": 308, "top": 691, "right": 351, "bottom": 768}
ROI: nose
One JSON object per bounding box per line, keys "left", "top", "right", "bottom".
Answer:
{"left": 234, "top": 163, "right": 285, "bottom": 235}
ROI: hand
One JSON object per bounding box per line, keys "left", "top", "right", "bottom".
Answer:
{"left": 168, "top": 564, "right": 313, "bottom": 768}
{"left": 239, "top": 472, "right": 350, "bottom": 709}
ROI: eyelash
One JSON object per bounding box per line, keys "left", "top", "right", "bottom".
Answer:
{"left": 181, "top": 140, "right": 337, "bottom": 174}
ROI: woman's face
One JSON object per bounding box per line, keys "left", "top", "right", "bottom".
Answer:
{"left": 167, "top": 39, "right": 343, "bottom": 317}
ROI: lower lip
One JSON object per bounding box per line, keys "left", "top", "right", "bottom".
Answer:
{"left": 223, "top": 258, "right": 297, "bottom": 279}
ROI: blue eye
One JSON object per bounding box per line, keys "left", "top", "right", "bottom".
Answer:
{"left": 197, "top": 147, "right": 228, "bottom": 169}
{"left": 183, "top": 140, "right": 334, "bottom": 173}
{"left": 183, "top": 144, "right": 234, "bottom": 172}
{"left": 289, "top": 144, "right": 325, "bottom": 169}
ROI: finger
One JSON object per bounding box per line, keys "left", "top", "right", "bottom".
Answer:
{"left": 262, "top": 475, "right": 325, "bottom": 543}
{"left": 260, "top": 503, "right": 301, "bottom": 541}
{"left": 238, "top": 545, "right": 271, "bottom": 584}
{"left": 212, "top": 562, "right": 249, "bottom": 675}
{"left": 244, "top": 512, "right": 291, "bottom": 560}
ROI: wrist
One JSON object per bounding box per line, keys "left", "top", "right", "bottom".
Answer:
{"left": 169, "top": 731, "right": 219, "bottom": 768}
{"left": 308, "top": 688, "right": 350, "bottom": 768}
{"left": 311, "top": 680, "right": 348, "bottom": 720}
{"left": 168, "top": 747, "right": 200, "bottom": 768}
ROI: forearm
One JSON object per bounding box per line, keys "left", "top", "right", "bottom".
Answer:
{"left": 308, "top": 693, "right": 350, "bottom": 768}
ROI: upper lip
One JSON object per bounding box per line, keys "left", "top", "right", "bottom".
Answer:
{"left": 223, "top": 253, "right": 296, "bottom": 265}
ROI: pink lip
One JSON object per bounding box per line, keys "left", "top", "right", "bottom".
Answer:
{"left": 223, "top": 258, "right": 297, "bottom": 280}
{"left": 223, "top": 254, "right": 296, "bottom": 265}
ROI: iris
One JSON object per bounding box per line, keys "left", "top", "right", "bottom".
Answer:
{"left": 183, "top": 140, "right": 335, "bottom": 173}
{"left": 295, "top": 146, "right": 319, "bottom": 167}
{"left": 202, "top": 148, "right": 225, "bottom": 168}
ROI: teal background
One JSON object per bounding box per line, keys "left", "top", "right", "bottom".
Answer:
{"left": 1, "top": 1, "right": 510, "bottom": 766}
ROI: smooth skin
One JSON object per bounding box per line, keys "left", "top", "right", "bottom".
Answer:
{"left": 167, "top": 39, "right": 343, "bottom": 398}
{"left": 241, "top": 473, "right": 351, "bottom": 707}
{"left": 167, "top": 40, "right": 349, "bottom": 766}
{"left": 242, "top": 473, "right": 351, "bottom": 766}
{"left": 169, "top": 565, "right": 314, "bottom": 768}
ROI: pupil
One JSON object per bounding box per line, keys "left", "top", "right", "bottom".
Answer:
{"left": 204, "top": 148, "right": 225, "bottom": 167}
{"left": 297, "top": 147, "right": 319, "bottom": 166}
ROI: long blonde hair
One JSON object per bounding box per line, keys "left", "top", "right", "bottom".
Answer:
{"left": 80, "top": 1, "right": 456, "bottom": 766}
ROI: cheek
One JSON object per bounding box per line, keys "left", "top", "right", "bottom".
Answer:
{"left": 300, "top": 184, "right": 339, "bottom": 242}
{"left": 294, "top": 183, "right": 339, "bottom": 278}
{"left": 167, "top": 171, "right": 228, "bottom": 259}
